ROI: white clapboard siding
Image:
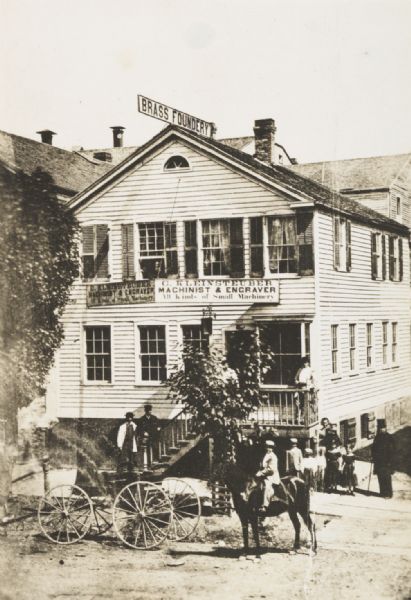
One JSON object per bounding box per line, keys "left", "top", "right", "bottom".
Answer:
{"left": 342, "top": 190, "right": 389, "bottom": 219}
{"left": 50, "top": 139, "right": 317, "bottom": 419}
{"left": 314, "top": 210, "right": 410, "bottom": 420}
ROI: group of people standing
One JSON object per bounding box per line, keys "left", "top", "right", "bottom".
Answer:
{"left": 116, "top": 404, "right": 161, "bottom": 473}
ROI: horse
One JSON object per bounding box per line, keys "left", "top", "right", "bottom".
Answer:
{"left": 225, "top": 461, "right": 317, "bottom": 559}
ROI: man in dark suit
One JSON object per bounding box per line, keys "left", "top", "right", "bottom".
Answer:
{"left": 371, "top": 419, "right": 395, "bottom": 498}
{"left": 137, "top": 404, "right": 161, "bottom": 468}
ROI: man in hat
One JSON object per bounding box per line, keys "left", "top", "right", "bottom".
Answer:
{"left": 117, "top": 412, "right": 138, "bottom": 473}
{"left": 256, "top": 439, "right": 281, "bottom": 513}
{"left": 371, "top": 420, "right": 395, "bottom": 498}
{"left": 137, "top": 404, "right": 161, "bottom": 468}
{"left": 286, "top": 438, "right": 303, "bottom": 477}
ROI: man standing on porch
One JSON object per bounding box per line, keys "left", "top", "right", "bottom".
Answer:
{"left": 117, "top": 412, "right": 138, "bottom": 473}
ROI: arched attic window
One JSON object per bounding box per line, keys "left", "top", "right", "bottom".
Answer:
{"left": 163, "top": 155, "right": 190, "bottom": 171}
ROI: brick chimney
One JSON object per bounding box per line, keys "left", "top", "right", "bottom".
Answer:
{"left": 253, "top": 119, "right": 276, "bottom": 164}
{"left": 110, "top": 126, "right": 125, "bottom": 148}
{"left": 37, "top": 129, "right": 56, "bottom": 145}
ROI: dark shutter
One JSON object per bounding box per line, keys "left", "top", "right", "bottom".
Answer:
{"left": 165, "top": 222, "right": 178, "bottom": 277}
{"left": 371, "top": 232, "right": 377, "bottom": 280}
{"left": 121, "top": 224, "right": 135, "bottom": 280}
{"left": 184, "top": 221, "right": 198, "bottom": 278}
{"left": 249, "top": 217, "right": 264, "bottom": 277}
{"left": 389, "top": 236, "right": 395, "bottom": 280}
{"left": 381, "top": 235, "right": 386, "bottom": 280}
{"left": 333, "top": 216, "right": 340, "bottom": 270}
{"left": 340, "top": 418, "right": 356, "bottom": 446}
{"left": 297, "top": 212, "right": 314, "bottom": 275}
{"left": 95, "top": 224, "right": 109, "bottom": 279}
{"left": 229, "top": 218, "right": 245, "bottom": 277}
{"left": 81, "top": 225, "right": 95, "bottom": 279}
{"left": 346, "top": 220, "right": 352, "bottom": 272}
{"left": 399, "top": 238, "right": 403, "bottom": 281}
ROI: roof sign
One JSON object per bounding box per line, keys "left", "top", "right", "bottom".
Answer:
{"left": 138, "top": 94, "right": 216, "bottom": 138}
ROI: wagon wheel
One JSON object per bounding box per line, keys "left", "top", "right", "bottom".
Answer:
{"left": 162, "top": 478, "right": 201, "bottom": 541}
{"left": 38, "top": 484, "right": 92, "bottom": 544}
{"left": 113, "top": 481, "right": 173, "bottom": 549}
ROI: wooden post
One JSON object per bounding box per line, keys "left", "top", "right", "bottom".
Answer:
{"left": 42, "top": 454, "right": 50, "bottom": 494}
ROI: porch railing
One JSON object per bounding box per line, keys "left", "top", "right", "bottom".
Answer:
{"left": 143, "top": 409, "right": 195, "bottom": 469}
{"left": 250, "top": 388, "right": 318, "bottom": 428}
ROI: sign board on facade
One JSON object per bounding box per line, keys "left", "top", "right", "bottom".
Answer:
{"left": 87, "top": 281, "right": 155, "bottom": 307}
{"left": 87, "top": 279, "right": 279, "bottom": 306}
{"left": 155, "top": 279, "right": 279, "bottom": 304}
{"left": 137, "top": 94, "right": 216, "bottom": 138}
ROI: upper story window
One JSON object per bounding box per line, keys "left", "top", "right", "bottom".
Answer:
{"left": 249, "top": 213, "right": 314, "bottom": 277}
{"left": 81, "top": 225, "right": 109, "bottom": 280}
{"left": 331, "top": 324, "right": 339, "bottom": 375}
{"left": 366, "top": 323, "right": 374, "bottom": 369}
{"left": 396, "top": 197, "right": 401, "bottom": 216}
{"left": 164, "top": 155, "right": 190, "bottom": 170}
{"left": 333, "top": 216, "right": 351, "bottom": 272}
{"left": 371, "top": 232, "right": 386, "bottom": 280}
{"left": 388, "top": 235, "right": 403, "bottom": 282}
{"left": 138, "top": 222, "right": 178, "bottom": 279}
{"left": 202, "top": 218, "right": 244, "bottom": 277}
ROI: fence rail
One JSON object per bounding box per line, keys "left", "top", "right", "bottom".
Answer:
{"left": 250, "top": 388, "right": 318, "bottom": 427}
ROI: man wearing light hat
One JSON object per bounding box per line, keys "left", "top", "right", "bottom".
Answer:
{"left": 286, "top": 438, "right": 303, "bottom": 477}
{"left": 256, "top": 439, "right": 281, "bottom": 512}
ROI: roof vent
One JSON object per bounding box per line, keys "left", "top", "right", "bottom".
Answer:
{"left": 37, "top": 129, "right": 56, "bottom": 145}
{"left": 93, "top": 151, "right": 113, "bottom": 162}
{"left": 110, "top": 126, "right": 125, "bottom": 148}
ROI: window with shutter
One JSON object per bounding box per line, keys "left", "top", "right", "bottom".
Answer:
{"left": 399, "top": 238, "right": 403, "bottom": 281}
{"left": 382, "top": 234, "right": 386, "bottom": 280}
{"left": 249, "top": 217, "right": 264, "bottom": 277}
{"left": 371, "top": 232, "right": 377, "bottom": 280}
{"left": 340, "top": 418, "right": 356, "bottom": 446}
{"left": 296, "top": 212, "right": 314, "bottom": 275}
{"left": 81, "top": 224, "right": 109, "bottom": 280}
{"left": 333, "top": 216, "right": 351, "bottom": 272}
{"left": 346, "top": 220, "right": 352, "bottom": 271}
{"left": 267, "top": 217, "right": 297, "bottom": 274}
{"left": 184, "top": 221, "right": 198, "bottom": 278}
{"left": 121, "top": 224, "right": 135, "bottom": 280}
{"left": 138, "top": 222, "right": 177, "bottom": 279}
{"left": 229, "top": 218, "right": 245, "bottom": 277}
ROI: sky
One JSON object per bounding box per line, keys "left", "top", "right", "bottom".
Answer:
{"left": 0, "top": 0, "right": 410, "bottom": 163}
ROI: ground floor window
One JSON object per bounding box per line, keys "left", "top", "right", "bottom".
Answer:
{"left": 259, "top": 323, "right": 302, "bottom": 386}
{"left": 85, "top": 326, "right": 111, "bottom": 382}
{"left": 392, "top": 322, "right": 398, "bottom": 364}
{"left": 139, "top": 326, "right": 167, "bottom": 381}
{"left": 182, "top": 324, "right": 209, "bottom": 353}
{"left": 340, "top": 418, "right": 356, "bottom": 447}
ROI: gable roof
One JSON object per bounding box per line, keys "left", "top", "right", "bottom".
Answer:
{"left": 69, "top": 125, "right": 408, "bottom": 235}
{"left": 79, "top": 146, "right": 137, "bottom": 166}
{"left": 0, "top": 129, "right": 112, "bottom": 196}
{"left": 289, "top": 154, "right": 411, "bottom": 192}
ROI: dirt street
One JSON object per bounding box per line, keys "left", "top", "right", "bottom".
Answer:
{"left": 1, "top": 477, "right": 410, "bottom": 600}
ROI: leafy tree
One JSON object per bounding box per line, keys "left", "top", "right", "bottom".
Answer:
{"left": 0, "top": 165, "right": 79, "bottom": 439}
{"left": 167, "top": 330, "right": 275, "bottom": 469}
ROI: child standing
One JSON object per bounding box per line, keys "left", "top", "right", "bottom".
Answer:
{"left": 342, "top": 446, "right": 356, "bottom": 495}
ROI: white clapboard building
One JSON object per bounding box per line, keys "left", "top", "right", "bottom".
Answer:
{"left": 44, "top": 119, "right": 410, "bottom": 467}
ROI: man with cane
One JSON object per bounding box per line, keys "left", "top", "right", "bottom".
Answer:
{"left": 371, "top": 419, "right": 395, "bottom": 498}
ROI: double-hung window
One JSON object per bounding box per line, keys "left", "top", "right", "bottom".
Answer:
{"left": 81, "top": 225, "right": 109, "bottom": 280}
{"left": 331, "top": 325, "right": 339, "bottom": 375}
{"left": 382, "top": 321, "right": 388, "bottom": 366}
{"left": 333, "top": 216, "right": 351, "bottom": 272}
{"left": 392, "top": 322, "right": 398, "bottom": 364}
{"left": 349, "top": 324, "right": 357, "bottom": 372}
{"left": 182, "top": 325, "right": 209, "bottom": 353}
{"left": 139, "top": 326, "right": 167, "bottom": 382}
{"left": 249, "top": 213, "right": 314, "bottom": 277}
{"left": 388, "top": 236, "right": 403, "bottom": 281}
{"left": 201, "top": 218, "right": 244, "bottom": 277}
{"left": 366, "top": 323, "right": 374, "bottom": 368}
{"left": 138, "top": 222, "right": 178, "bottom": 279}
{"left": 85, "top": 326, "right": 111, "bottom": 382}
{"left": 371, "top": 232, "right": 385, "bottom": 280}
